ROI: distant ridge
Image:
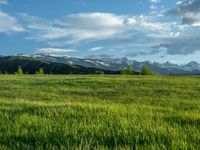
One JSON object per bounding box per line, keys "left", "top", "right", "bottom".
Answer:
{"left": 1, "top": 54, "right": 200, "bottom": 75}
{"left": 0, "top": 56, "right": 120, "bottom": 74}
{"left": 31, "top": 53, "right": 200, "bottom": 75}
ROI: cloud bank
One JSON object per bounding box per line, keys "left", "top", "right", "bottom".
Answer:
{"left": 169, "top": 0, "right": 200, "bottom": 26}
{"left": 1, "top": 0, "right": 200, "bottom": 59}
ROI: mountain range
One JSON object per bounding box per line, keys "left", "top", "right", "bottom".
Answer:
{"left": 0, "top": 55, "right": 119, "bottom": 74}
{"left": 31, "top": 53, "right": 200, "bottom": 75}
{"left": 1, "top": 53, "right": 200, "bottom": 75}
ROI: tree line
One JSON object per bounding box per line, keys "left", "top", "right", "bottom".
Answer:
{"left": 16, "top": 65, "right": 153, "bottom": 75}
{"left": 121, "top": 65, "right": 154, "bottom": 75}
{"left": 17, "top": 66, "right": 44, "bottom": 75}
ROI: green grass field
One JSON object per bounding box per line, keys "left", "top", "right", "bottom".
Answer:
{"left": 0, "top": 75, "right": 200, "bottom": 149}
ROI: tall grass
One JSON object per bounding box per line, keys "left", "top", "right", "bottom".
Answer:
{"left": 0, "top": 75, "right": 200, "bottom": 149}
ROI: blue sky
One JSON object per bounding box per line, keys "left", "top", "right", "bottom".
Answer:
{"left": 0, "top": 0, "right": 200, "bottom": 64}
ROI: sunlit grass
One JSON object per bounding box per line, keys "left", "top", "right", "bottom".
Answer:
{"left": 0, "top": 75, "right": 200, "bottom": 149}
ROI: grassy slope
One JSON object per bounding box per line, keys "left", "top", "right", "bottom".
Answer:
{"left": 0, "top": 75, "right": 200, "bottom": 149}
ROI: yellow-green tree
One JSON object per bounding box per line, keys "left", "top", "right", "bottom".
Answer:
{"left": 36, "top": 68, "right": 44, "bottom": 75}
{"left": 121, "top": 65, "right": 134, "bottom": 75}
{"left": 17, "top": 66, "right": 23, "bottom": 75}
{"left": 141, "top": 66, "right": 154, "bottom": 75}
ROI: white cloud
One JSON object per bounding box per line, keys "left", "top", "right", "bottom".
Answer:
{"left": 138, "top": 15, "right": 172, "bottom": 32}
{"left": 21, "top": 12, "right": 176, "bottom": 48}
{"left": 169, "top": 0, "right": 200, "bottom": 26}
{"left": 150, "top": 0, "right": 160, "bottom": 3}
{"left": 37, "top": 48, "right": 78, "bottom": 53}
{"left": 18, "top": 11, "right": 199, "bottom": 56}
{"left": 89, "top": 47, "right": 103, "bottom": 51}
{"left": 19, "top": 12, "right": 184, "bottom": 56}
{"left": 0, "top": 11, "right": 24, "bottom": 33}
{"left": 169, "top": 32, "right": 180, "bottom": 38}
{"left": 176, "top": 1, "right": 183, "bottom": 5}
{"left": 22, "top": 12, "right": 137, "bottom": 44}
{"left": 123, "top": 17, "right": 136, "bottom": 25}
{"left": 0, "top": 0, "right": 8, "bottom": 5}
{"left": 149, "top": 0, "right": 165, "bottom": 17}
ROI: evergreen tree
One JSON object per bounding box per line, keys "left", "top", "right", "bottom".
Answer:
{"left": 121, "top": 65, "right": 134, "bottom": 75}
{"left": 95, "top": 70, "right": 105, "bottom": 75}
{"left": 141, "top": 66, "right": 154, "bottom": 75}
{"left": 169, "top": 72, "right": 177, "bottom": 76}
{"left": 17, "top": 66, "right": 23, "bottom": 75}
{"left": 36, "top": 68, "right": 44, "bottom": 75}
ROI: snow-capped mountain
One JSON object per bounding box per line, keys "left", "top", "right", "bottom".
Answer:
{"left": 29, "top": 53, "right": 200, "bottom": 75}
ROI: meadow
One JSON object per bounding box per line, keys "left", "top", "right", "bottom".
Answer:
{"left": 0, "top": 75, "right": 200, "bottom": 149}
